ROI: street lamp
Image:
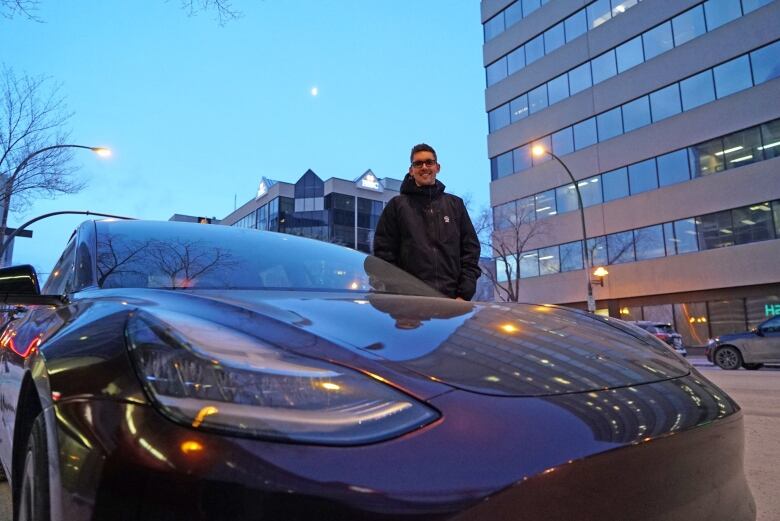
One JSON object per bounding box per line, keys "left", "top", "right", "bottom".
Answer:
{"left": 531, "top": 145, "right": 597, "bottom": 312}
{"left": 0, "top": 144, "right": 111, "bottom": 263}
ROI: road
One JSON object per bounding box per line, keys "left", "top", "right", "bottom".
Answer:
{"left": 695, "top": 362, "right": 780, "bottom": 521}
{"left": 0, "top": 361, "right": 776, "bottom": 520}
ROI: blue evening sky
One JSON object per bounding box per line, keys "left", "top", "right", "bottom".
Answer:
{"left": 2, "top": 1, "right": 489, "bottom": 278}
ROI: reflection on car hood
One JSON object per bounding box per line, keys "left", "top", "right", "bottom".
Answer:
{"left": 159, "top": 290, "right": 690, "bottom": 398}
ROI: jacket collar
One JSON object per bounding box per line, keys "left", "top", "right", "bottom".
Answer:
{"left": 400, "top": 174, "right": 446, "bottom": 198}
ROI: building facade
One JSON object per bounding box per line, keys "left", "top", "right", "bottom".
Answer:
{"left": 220, "top": 169, "right": 402, "bottom": 253}
{"left": 482, "top": 0, "right": 780, "bottom": 345}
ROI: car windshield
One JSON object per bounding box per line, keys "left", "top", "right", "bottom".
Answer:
{"left": 95, "top": 221, "right": 442, "bottom": 297}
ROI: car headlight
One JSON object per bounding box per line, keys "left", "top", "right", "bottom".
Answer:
{"left": 125, "top": 310, "right": 438, "bottom": 445}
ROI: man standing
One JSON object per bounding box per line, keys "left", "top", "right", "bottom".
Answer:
{"left": 373, "top": 144, "right": 481, "bottom": 300}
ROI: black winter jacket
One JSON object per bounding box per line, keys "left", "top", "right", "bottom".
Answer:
{"left": 372, "top": 176, "right": 481, "bottom": 300}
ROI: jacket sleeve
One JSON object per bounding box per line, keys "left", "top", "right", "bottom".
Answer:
{"left": 372, "top": 200, "right": 401, "bottom": 266}
{"left": 457, "top": 200, "right": 482, "bottom": 301}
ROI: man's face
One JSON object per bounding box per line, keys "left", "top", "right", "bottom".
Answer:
{"left": 408, "top": 151, "right": 440, "bottom": 186}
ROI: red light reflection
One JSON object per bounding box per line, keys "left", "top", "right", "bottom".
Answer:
{"left": 0, "top": 328, "right": 43, "bottom": 358}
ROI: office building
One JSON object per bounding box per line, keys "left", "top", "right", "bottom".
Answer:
{"left": 482, "top": 0, "right": 780, "bottom": 345}
{"left": 220, "top": 169, "right": 401, "bottom": 253}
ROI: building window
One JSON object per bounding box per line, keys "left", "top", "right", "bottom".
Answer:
{"left": 642, "top": 21, "right": 674, "bottom": 60}
{"left": 650, "top": 84, "right": 682, "bottom": 122}
{"left": 510, "top": 95, "right": 529, "bottom": 123}
{"left": 602, "top": 167, "right": 629, "bottom": 202}
{"left": 573, "top": 118, "right": 598, "bottom": 150}
{"left": 672, "top": 5, "right": 706, "bottom": 46}
{"left": 634, "top": 225, "right": 666, "bottom": 260}
{"left": 713, "top": 55, "right": 753, "bottom": 98}
{"left": 587, "top": 237, "right": 608, "bottom": 267}
{"left": 525, "top": 35, "right": 545, "bottom": 65}
{"left": 520, "top": 251, "right": 540, "bottom": 278}
{"left": 544, "top": 22, "right": 566, "bottom": 53}
{"left": 587, "top": 0, "right": 612, "bottom": 29}
{"left": 746, "top": 295, "right": 780, "bottom": 328}
{"left": 552, "top": 127, "right": 575, "bottom": 156}
{"left": 732, "top": 203, "right": 775, "bottom": 245}
{"left": 568, "top": 62, "right": 593, "bottom": 95}
{"left": 560, "top": 241, "right": 584, "bottom": 271}
{"left": 708, "top": 299, "right": 747, "bottom": 337}
{"left": 616, "top": 36, "right": 644, "bottom": 73}
{"left": 508, "top": 47, "right": 526, "bottom": 76}
{"left": 703, "top": 0, "right": 743, "bottom": 31}
{"left": 580, "top": 177, "right": 603, "bottom": 207}
{"left": 494, "top": 201, "right": 519, "bottom": 230}
{"left": 674, "top": 302, "right": 709, "bottom": 346}
{"left": 750, "top": 39, "right": 780, "bottom": 84}
{"left": 697, "top": 210, "right": 735, "bottom": 250}
{"left": 538, "top": 246, "right": 560, "bottom": 274}
{"left": 556, "top": 184, "right": 579, "bottom": 214}
{"left": 547, "top": 73, "right": 570, "bottom": 105}
{"left": 566, "top": 9, "right": 588, "bottom": 41}
{"left": 607, "top": 231, "right": 636, "bottom": 264}
{"left": 673, "top": 218, "right": 699, "bottom": 253}
{"left": 680, "top": 69, "right": 716, "bottom": 111}
{"left": 592, "top": 50, "right": 618, "bottom": 84}
{"left": 596, "top": 107, "right": 624, "bottom": 141}
{"left": 690, "top": 137, "right": 726, "bottom": 176}
{"left": 656, "top": 149, "right": 690, "bottom": 187}
{"left": 535, "top": 189, "right": 557, "bottom": 218}
{"left": 622, "top": 96, "right": 651, "bottom": 132}
{"left": 628, "top": 158, "right": 658, "bottom": 194}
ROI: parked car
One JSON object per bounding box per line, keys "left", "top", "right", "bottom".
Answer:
{"left": 628, "top": 320, "right": 688, "bottom": 356}
{"left": 0, "top": 220, "right": 755, "bottom": 520}
{"left": 706, "top": 316, "right": 780, "bottom": 370}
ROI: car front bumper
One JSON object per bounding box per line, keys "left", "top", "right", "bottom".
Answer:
{"left": 49, "top": 371, "right": 755, "bottom": 521}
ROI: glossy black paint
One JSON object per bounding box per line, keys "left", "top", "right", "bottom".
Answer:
{"left": 0, "top": 220, "right": 756, "bottom": 520}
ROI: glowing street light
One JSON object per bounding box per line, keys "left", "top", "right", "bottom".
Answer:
{"left": 532, "top": 145, "right": 597, "bottom": 312}
{"left": 0, "top": 144, "right": 112, "bottom": 263}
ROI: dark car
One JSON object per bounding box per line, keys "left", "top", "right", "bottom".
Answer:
{"left": 0, "top": 220, "right": 755, "bottom": 520}
{"left": 628, "top": 321, "right": 687, "bottom": 357}
{"left": 706, "top": 316, "right": 780, "bottom": 370}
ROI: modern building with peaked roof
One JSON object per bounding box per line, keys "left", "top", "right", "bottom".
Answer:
{"left": 481, "top": 0, "right": 780, "bottom": 346}
{"left": 219, "top": 169, "right": 402, "bottom": 253}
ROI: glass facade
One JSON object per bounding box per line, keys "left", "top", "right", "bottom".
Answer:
{"left": 605, "top": 293, "right": 780, "bottom": 347}
{"left": 488, "top": 41, "right": 780, "bottom": 167}
{"left": 492, "top": 117, "right": 780, "bottom": 220}
{"left": 486, "top": 0, "right": 759, "bottom": 128}
{"left": 485, "top": 0, "right": 644, "bottom": 88}
{"left": 229, "top": 172, "right": 388, "bottom": 254}
{"left": 492, "top": 198, "right": 779, "bottom": 282}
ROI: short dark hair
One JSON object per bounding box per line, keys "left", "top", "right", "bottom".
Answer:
{"left": 410, "top": 143, "right": 437, "bottom": 163}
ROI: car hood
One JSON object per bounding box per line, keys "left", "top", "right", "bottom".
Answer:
{"left": 122, "top": 289, "right": 690, "bottom": 397}
{"left": 717, "top": 331, "right": 754, "bottom": 342}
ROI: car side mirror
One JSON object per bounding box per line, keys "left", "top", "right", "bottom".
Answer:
{"left": 753, "top": 327, "right": 764, "bottom": 337}
{"left": 0, "top": 265, "right": 65, "bottom": 306}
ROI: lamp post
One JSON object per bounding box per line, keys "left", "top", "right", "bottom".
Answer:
{"left": 532, "top": 145, "right": 597, "bottom": 313}
{"left": 0, "top": 144, "right": 111, "bottom": 264}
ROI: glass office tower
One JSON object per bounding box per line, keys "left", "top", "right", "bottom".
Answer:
{"left": 482, "top": 0, "right": 780, "bottom": 344}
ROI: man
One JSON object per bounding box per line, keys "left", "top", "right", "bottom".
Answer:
{"left": 373, "top": 143, "right": 481, "bottom": 300}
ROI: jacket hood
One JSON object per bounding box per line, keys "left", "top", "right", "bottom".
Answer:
{"left": 400, "top": 174, "right": 446, "bottom": 197}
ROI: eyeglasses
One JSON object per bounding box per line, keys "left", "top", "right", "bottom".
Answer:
{"left": 411, "top": 159, "right": 437, "bottom": 169}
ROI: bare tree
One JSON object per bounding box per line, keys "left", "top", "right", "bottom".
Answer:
{"left": 0, "top": 66, "right": 81, "bottom": 253}
{"left": 179, "top": 0, "right": 242, "bottom": 25}
{"left": 0, "top": 0, "right": 242, "bottom": 24}
{"left": 473, "top": 203, "right": 548, "bottom": 302}
{"left": 0, "top": 0, "right": 40, "bottom": 21}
